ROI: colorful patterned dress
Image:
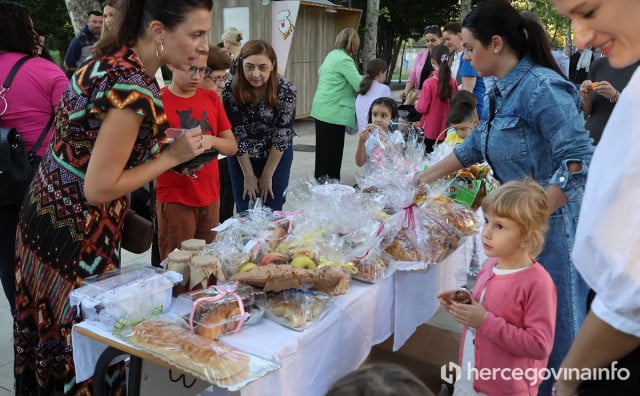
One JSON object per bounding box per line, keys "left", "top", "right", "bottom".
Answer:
{"left": 14, "top": 47, "right": 167, "bottom": 395}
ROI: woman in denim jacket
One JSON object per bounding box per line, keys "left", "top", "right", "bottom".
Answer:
{"left": 417, "top": 2, "right": 594, "bottom": 394}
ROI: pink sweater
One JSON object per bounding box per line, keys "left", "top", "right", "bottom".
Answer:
{"left": 460, "top": 259, "right": 557, "bottom": 396}
{"left": 415, "top": 71, "right": 458, "bottom": 140}
{"left": 407, "top": 49, "right": 429, "bottom": 86}
{"left": 0, "top": 52, "right": 67, "bottom": 156}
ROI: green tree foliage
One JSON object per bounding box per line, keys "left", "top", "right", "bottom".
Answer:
{"left": 350, "top": 0, "right": 461, "bottom": 79}
{"left": 345, "top": 0, "right": 568, "bottom": 79}
{"left": 21, "top": 0, "right": 74, "bottom": 56}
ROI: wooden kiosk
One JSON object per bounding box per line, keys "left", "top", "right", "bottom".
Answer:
{"left": 211, "top": 0, "right": 362, "bottom": 118}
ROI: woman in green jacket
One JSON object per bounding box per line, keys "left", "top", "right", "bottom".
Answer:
{"left": 311, "top": 28, "right": 363, "bottom": 181}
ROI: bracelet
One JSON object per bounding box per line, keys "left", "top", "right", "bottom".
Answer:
{"left": 610, "top": 90, "right": 619, "bottom": 103}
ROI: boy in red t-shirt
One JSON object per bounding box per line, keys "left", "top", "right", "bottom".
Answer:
{"left": 156, "top": 54, "right": 238, "bottom": 260}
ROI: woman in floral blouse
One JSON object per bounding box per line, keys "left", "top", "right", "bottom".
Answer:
{"left": 222, "top": 39, "right": 296, "bottom": 211}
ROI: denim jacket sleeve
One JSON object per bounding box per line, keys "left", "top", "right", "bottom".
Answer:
{"left": 453, "top": 124, "right": 484, "bottom": 167}
{"left": 530, "top": 77, "right": 594, "bottom": 199}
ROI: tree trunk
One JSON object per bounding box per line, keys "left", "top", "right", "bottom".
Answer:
{"left": 65, "top": 0, "right": 101, "bottom": 35}
{"left": 564, "top": 25, "right": 573, "bottom": 56}
{"left": 460, "top": 0, "right": 472, "bottom": 22}
{"left": 362, "top": 0, "right": 380, "bottom": 67}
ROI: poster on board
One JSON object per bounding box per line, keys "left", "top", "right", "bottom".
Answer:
{"left": 271, "top": 1, "right": 300, "bottom": 74}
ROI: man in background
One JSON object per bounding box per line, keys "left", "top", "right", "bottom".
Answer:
{"left": 63, "top": 10, "right": 102, "bottom": 76}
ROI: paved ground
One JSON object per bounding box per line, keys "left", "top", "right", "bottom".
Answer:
{"left": 0, "top": 88, "right": 461, "bottom": 394}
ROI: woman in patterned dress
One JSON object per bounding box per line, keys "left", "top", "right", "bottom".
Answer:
{"left": 13, "top": 0, "right": 213, "bottom": 394}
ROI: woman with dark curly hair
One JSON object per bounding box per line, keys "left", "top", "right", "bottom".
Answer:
{"left": 0, "top": 1, "right": 67, "bottom": 317}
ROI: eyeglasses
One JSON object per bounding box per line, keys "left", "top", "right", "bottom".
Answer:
{"left": 207, "top": 74, "right": 228, "bottom": 85}
{"left": 425, "top": 24, "right": 440, "bottom": 31}
{"left": 187, "top": 66, "right": 212, "bottom": 77}
{"left": 242, "top": 63, "right": 272, "bottom": 73}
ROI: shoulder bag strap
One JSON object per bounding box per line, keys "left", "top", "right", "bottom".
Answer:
{"left": 1, "top": 56, "right": 54, "bottom": 157}
{"left": 1, "top": 55, "right": 54, "bottom": 157}
{"left": 29, "top": 113, "right": 55, "bottom": 157}
{"left": 2, "top": 55, "right": 34, "bottom": 91}
{"left": 1, "top": 55, "right": 34, "bottom": 117}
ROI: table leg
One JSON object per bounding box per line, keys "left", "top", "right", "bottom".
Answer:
{"left": 93, "top": 346, "right": 142, "bottom": 396}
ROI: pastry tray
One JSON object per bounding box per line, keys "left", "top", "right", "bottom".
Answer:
{"left": 126, "top": 318, "right": 280, "bottom": 391}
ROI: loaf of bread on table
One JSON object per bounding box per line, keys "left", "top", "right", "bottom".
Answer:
{"left": 128, "top": 319, "right": 250, "bottom": 383}
{"left": 230, "top": 264, "right": 350, "bottom": 295}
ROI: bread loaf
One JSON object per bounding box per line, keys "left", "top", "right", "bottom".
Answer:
{"left": 129, "top": 319, "right": 250, "bottom": 383}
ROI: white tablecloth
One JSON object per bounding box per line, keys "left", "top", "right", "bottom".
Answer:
{"left": 72, "top": 239, "right": 471, "bottom": 396}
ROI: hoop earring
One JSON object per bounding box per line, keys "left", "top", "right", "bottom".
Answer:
{"left": 155, "top": 41, "right": 165, "bottom": 60}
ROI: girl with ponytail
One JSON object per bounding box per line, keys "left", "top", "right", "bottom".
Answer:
{"left": 415, "top": 44, "right": 458, "bottom": 153}
{"left": 416, "top": 2, "right": 594, "bottom": 395}
{"left": 355, "top": 58, "right": 391, "bottom": 131}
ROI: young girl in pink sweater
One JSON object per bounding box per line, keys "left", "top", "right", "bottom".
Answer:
{"left": 439, "top": 180, "right": 557, "bottom": 396}
{"left": 415, "top": 44, "right": 458, "bottom": 154}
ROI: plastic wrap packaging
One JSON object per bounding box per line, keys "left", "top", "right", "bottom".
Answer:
{"left": 69, "top": 266, "right": 182, "bottom": 334}
{"left": 384, "top": 201, "right": 463, "bottom": 272}
{"left": 357, "top": 162, "right": 472, "bottom": 272}
{"left": 202, "top": 240, "right": 250, "bottom": 279}
{"left": 211, "top": 204, "right": 297, "bottom": 275}
{"left": 175, "top": 282, "right": 265, "bottom": 340}
{"left": 416, "top": 195, "right": 479, "bottom": 236}
{"left": 264, "top": 290, "right": 333, "bottom": 331}
{"left": 353, "top": 247, "right": 394, "bottom": 284}
{"left": 127, "top": 318, "right": 280, "bottom": 390}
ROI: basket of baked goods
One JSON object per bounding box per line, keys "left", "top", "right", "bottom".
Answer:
{"left": 264, "top": 290, "right": 333, "bottom": 331}
{"left": 69, "top": 266, "right": 182, "bottom": 334}
{"left": 127, "top": 318, "right": 280, "bottom": 390}
{"left": 444, "top": 163, "right": 496, "bottom": 210}
{"left": 175, "top": 282, "right": 265, "bottom": 340}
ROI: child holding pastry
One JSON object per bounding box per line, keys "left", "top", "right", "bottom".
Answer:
{"left": 355, "top": 97, "right": 405, "bottom": 173}
{"left": 438, "top": 180, "right": 557, "bottom": 396}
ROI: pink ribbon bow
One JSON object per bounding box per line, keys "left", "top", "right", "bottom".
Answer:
{"left": 188, "top": 281, "right": 247, "bottom": 336}
{"left": 273, "top": 209, "right": 303, "bottom": 233}
{"left": 402, "top": 203, "right": 417, "bottom": 230}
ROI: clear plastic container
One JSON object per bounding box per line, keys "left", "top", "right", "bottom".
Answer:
{"left": 264, "top": 290, "right": 333, "bottom": 331}
{"left": 69, "top": 266, "right": 182, "bottom": 333}
{"left": 175, "top": 282, "right": 265, "bottom": 339}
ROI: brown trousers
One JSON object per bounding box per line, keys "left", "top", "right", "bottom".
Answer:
{"left": 156, "top": 200, "right": 220, "bottom": 260}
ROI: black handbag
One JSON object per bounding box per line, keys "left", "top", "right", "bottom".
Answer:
{"left": 121, "top": 182, "right": 156, "bottom": 254}
{"left": 0, "top": 55, "right": 54, "bottom": 206}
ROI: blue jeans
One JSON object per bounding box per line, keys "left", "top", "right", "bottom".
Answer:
{"left": 228, "top": 147, "right": 293, "bottom": 212}
{"left": 538, "top": 202, "right": 589, "bottom": 396}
